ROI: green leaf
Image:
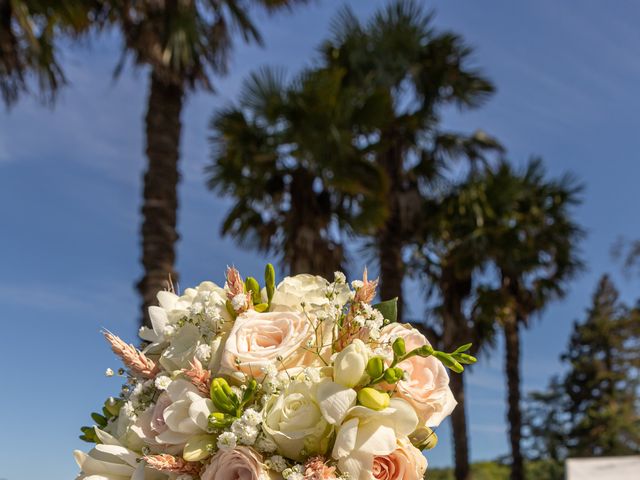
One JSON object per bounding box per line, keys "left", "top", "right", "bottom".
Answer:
{"left": 91, "top": 412, "right": 107, "bottom": 427}
{"left": 254, "top": 302, "right": 269, "bottom": 312}
{"left": 434, "top": 351, "right": 464, "bottom": 373}
{"left": 453, "top": 343, "right": 473, "bottom": 354}
{"left": 225, "top": 300, "right": 238, "bottom": 319}
{"left": 453, "top": 353, "right": 477, "bottom": 365}
{"left": 80, "top": 426, "right": 99, "bottom": 443}
{"left": 265, "top": 263, "right": 276, "bottom": 303}
{"left": 366, "top": 357, "right": 385, "bottom": 378}
{"left": 392, "top": 337, "right": 406, "bottom": 357}
{"left": 373, "top": 298, "right": 397, "bottom": 323}
{"left": 245, "top": 277, "right": 261, "bottom": 304}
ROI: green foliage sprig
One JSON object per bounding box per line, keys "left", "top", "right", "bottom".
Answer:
{"left": 366, "top": 338, "right": 477, "bottom": 388}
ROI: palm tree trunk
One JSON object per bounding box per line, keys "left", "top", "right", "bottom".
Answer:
{"left": 449, "top": 372, "right": 471, "bottom": 480}
{"left": 136, "top": 70, "right": 183, "bottom": 328}
{"left": 378, "top": 131, "right": 405, "bottom": 320}
{"left": 504, "top": 318, "right": 524, "bottom": 480}
{"left": 379, "top": 213, "right": 404, "bottom": 317}
{"left": 288, "top": 169, "right": 343, "bottom": 278}
{"left": 442, "top": 281, "right": 472, "bottom": 480}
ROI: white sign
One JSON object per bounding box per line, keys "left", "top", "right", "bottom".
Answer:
{"left": 566, "top": 456, "right": 640, "bottom": 479}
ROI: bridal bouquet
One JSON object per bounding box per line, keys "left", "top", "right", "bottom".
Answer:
{"left": 74, "top": 265, "right": 476, "bottom": 480}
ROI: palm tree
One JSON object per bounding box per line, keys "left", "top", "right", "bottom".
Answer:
{"left": 99, "top": 0, "right": 306, "bottom": 327}
{"left": 318, "top": 0, "right": 496, "bottom": 320}
{"left": 208, "top": 66, "right": 387, "bottom": 277}
{"left": 0, "top": 0, "right": 95, "bottom": 106}
{"left": 411, "top": 174, "right": 498, "bottom": 480}
{"left": 475, "top": 159, "right": 584, "bottom": 480}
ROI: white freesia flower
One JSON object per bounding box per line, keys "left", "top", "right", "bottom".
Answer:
{"left": 74, "top": 428, "right": 166, "bottom": 480}
{"left": 262, "top": 377, "right": 333, "bottom": 461}
{"left": 159, "top": 323, "right": 200, "bottom": 371}
{"left": 142, "top": 281, "right": 230, "bottom": 347}
{"left": 333, "top": 339, "right": 368, "bottom": 388}
{"left": 331, "top": 399, "right": 419, "bottom": 480}
{"left": 316, "top": 381, "right": 357, "bottom": 426}
{"left": 153, "top": 379, "right": 215, "bottom": 446}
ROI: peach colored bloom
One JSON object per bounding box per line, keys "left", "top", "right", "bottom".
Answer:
{"left": 201, "top": 446, "right": 270, "bottom": 480}
{"left": 304, "top": 456, "right": 337, "bottom": 480}
{"left": 372, "top": 439, "right": 427, "bottom": 480}
{"left": 226, "top": 266, "right": 252, "bottom": 313}
{"left": 220, "top": 310, "right": 314, "bottom": 378}
{"left": 379, "top": 323, "right": 456, "bottom": 427}
{"left": 103, "top": 331, "right": 159, "bottom": 378}
{"left": 182, "top": 358, "right": 211, "bottom": 396}
{"left": 354, "top": 268, "right": 378, "bottom": 304}
{"left": 144, "top": 454, "right": 201, "bottom": 476}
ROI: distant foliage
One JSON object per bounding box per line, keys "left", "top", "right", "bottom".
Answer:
{"left": 426, "top": 460, "right": 559, "bottom": 480}
{"left": 563, "top": 275, "right": 640, "bottom": 456}
{"left": 524, "top": 274, "right": 640, "bottom": 470}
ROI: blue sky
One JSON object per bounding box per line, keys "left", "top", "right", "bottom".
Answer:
{"left": 1, "top": 1, "right": 640, "bottom": 478}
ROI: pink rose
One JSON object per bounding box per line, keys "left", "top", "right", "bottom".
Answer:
{"left": 201, "top": 447, "right": 270, "bottom": 480}
{"left": 379, "top": 324, "right": 456, "bottom": 426}
{"left": 372, "top": 439, "right": 427, "bottom": 480}
{"left": 150, "top": 393, "right": 172, "bottom": 434}
{"left": 130, "top": 393, "right": 182, "bottom": 454}
{"left": 220, "top": 310, "right": 314, "bottom": 377}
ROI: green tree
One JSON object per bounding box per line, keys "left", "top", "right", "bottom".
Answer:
{"left": 562, "top": 275, "right": 640, "bottom": 457}
{"left": 523, "top": 275, "right": 640, "bottom": 475}
{"left": 612, "top": 237, "right": 640, "bottom": 277}
{"left": 100, "top": 0, "right": 306, "bottom": 326}
{"left": 320, "top": 0, "right": 496, "bottom": 320}
{"left": 0, "top": 0, "right": 95, "bottom": 106}
{"left": 522, "top": 376, "right": 567, "bottom": 480}
{"left": 477, "top": 159, "right": 584, "bottom": 480}
{"left": 208, "top": 66, "right": 386, "bottom": 277}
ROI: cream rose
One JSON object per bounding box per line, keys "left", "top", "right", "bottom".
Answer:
{"left": 220, "top": 310, "right": 314, "bottom": 377}
{"left": 201, "top": 446, "right": 272, "bottom": 480}
{"left": 270, "top": 274, "right": 350, "bottom": 313}
{"left": 262, "top": 378, "right": 333, "bottom": 461}
{"left": 270, "top": 274, "right": 332, "bottom": 312}
{"left": 372, "top": 438, "right": 427, "bottom": 480}
{"left": 379, "top": 323, "right": 456, "bottom": 427}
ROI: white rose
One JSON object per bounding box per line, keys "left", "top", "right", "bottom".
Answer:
{"left": 270, "top": 274, "right": 331, "bottom": 312}
{"left": 74, "top": 428, "right": 166, "bottom": 480}
{"left": 262, "top": 378, "right": 333, "bottom": 461}
{"left": 220, "top": 310, "right": 315, "bottom": 378}
{"left": 153, "top": 379, "right": 214, "bottom": 446}
{"left": 271, "top": 273, "right": 351, "bottom": 314}
{"left": 334, "top": 339, "right": 369, "bottom": 388}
